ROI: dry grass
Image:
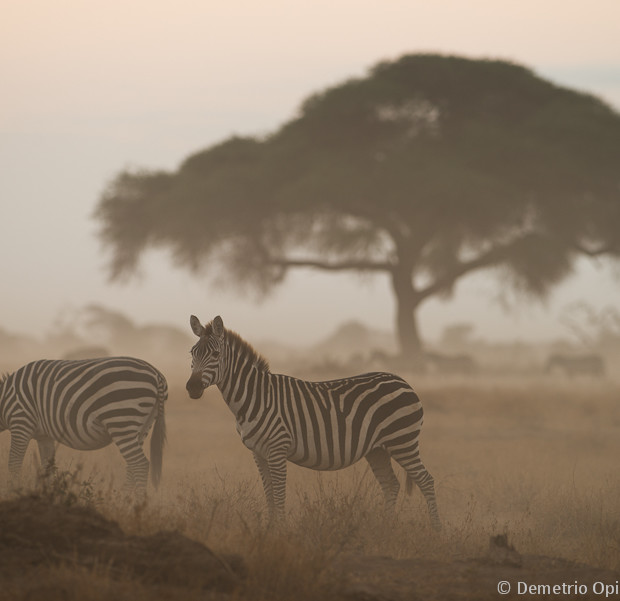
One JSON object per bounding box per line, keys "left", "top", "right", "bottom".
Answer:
{"left": 1, "top": 372, "right": 620, "bottom": 599}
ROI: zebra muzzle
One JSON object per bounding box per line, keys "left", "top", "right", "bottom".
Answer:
{"left": 185, "top": 374, "right": 205, "bottom": 399}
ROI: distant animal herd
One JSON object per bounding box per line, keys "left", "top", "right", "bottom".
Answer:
{"left": 0, "top": 314, "right": 609, "bottom": 531}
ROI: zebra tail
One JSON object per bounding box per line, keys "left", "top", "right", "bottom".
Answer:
{"left": 150, "top": 378, "right": 167, "bottom": 489}
{"left": 406, "top": 473, "right": 414, "bottom": 496}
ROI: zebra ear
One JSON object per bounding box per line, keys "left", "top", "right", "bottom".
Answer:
{"left": 190, "top": 315, "right": 206, "bottom": 337}
{"left": 213, "top": 315, "right": 224, "bottom": 339}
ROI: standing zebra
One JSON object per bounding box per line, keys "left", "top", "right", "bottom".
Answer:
{"left": 0, "top": 357, "right": 167, "bottom": 490}
{"left": 186, "top": 315, "right": 440, "bottom": 530}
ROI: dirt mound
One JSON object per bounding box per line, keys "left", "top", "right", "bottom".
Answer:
{"left": 337, "top": 536, "right": 620, "bottom": 601}
{"left": 0, "top": 495, "right": 245, "bottom": 594}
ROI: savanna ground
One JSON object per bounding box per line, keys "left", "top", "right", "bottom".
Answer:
{"left": 1, "top": 367, "right": 620, "bottom": 600}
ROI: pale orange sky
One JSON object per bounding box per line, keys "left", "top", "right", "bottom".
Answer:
{"left": 1, "top": 0, "right": 620, "bottom": 346}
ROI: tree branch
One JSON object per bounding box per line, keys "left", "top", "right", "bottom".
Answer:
{"left": 416, "top": 240, "right": 522, "bottom": 303}
{"left": 571, "top": 241, "right": 617, "bottom": 257}
{"left": 267, "top": 257, "right": 394, "bottom": 273}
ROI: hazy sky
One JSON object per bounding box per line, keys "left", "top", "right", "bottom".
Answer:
{"left": 2, "top": 0, "right": 620, "bottom": 348}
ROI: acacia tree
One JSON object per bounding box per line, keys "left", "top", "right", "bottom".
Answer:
{"left": 95, "top": 54, "right": 620, "bottom": 363}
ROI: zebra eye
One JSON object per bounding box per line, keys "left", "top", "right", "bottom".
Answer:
{"left": 212, "top": 350, "right": 220, "bottom": 359}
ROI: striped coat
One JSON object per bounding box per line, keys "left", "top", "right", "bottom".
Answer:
{"left": 0, "top": 357, "right": 167, "bottom": 490}
{"left": 186, "top": 315, "right": 440, "bottom": 529}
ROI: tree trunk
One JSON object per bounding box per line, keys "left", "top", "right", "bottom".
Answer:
{"left": 391, "top": 265, "right": 425, "bottom": 371}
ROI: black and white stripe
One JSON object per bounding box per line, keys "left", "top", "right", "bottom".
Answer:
{"left": 0, "top": 357, "right": 167, "bottom": 490}
{"left": 186, "top": 315, "right": 440, "bottom": 529}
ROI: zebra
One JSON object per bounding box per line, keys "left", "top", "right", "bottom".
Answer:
{"left": 0, "top": 356, "right": 167, "bottom": 490}
{"left": 186, "top": 315, "right": 440, "bottom": 530}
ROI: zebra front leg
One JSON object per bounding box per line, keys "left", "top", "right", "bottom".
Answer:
{"left": 266, "top": 449, "right": 288, "bottom": 521}
{"left": 8, "top": 428, "right": 33, "bottom": 488}
{"left": 36, "top": 436, "right": 56, "bottom": 474}
{"left": 253, "top": 452, "right": 274, "bottom": 513}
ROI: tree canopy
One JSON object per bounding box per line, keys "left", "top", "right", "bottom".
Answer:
{"left": 95, "top": 54, "right": 620, "bottom": 361}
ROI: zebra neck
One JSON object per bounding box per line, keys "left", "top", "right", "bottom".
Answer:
{"left": 218, "top": 350, "right": 270, "bottom": 420}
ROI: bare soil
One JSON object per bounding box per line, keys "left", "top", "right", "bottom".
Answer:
{"left": 336, "top": 538, "right": 620, "bottom": 600}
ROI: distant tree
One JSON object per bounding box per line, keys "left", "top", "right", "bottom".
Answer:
{"left": 95, "top": 54, "right": 620, "bottom": 364}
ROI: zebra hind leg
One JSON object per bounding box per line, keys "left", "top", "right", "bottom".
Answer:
{"left": 407, "top": 467, "right": 441, "bottom": 531}
{"left": 388, "top": 442, "right": 441, "bottom": 531}
{"left": 365, "top": 448, "right": 400, "bottom": 511}
{"left": 111, "top": 434, "right": 150, "bottom": 492}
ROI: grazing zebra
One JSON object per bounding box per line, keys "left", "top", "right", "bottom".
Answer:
{"left": 0, "top": 357, "right": 167, "bottom": 490}
{"left": 186, "top": 315, "right": 440, "bottom": 530}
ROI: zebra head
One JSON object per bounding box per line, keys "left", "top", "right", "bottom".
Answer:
{"left": 186, "top": 315, "right": 225, "bottom": 399}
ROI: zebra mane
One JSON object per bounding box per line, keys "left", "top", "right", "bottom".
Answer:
{"left": 202, "top": 320, "right": 270, "bottom": 372}
{"left": 0, "top": 372, "right": 9, "bottom": 386}
{"left": 219, "top": 326, "right": 270, "bottom": 373}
